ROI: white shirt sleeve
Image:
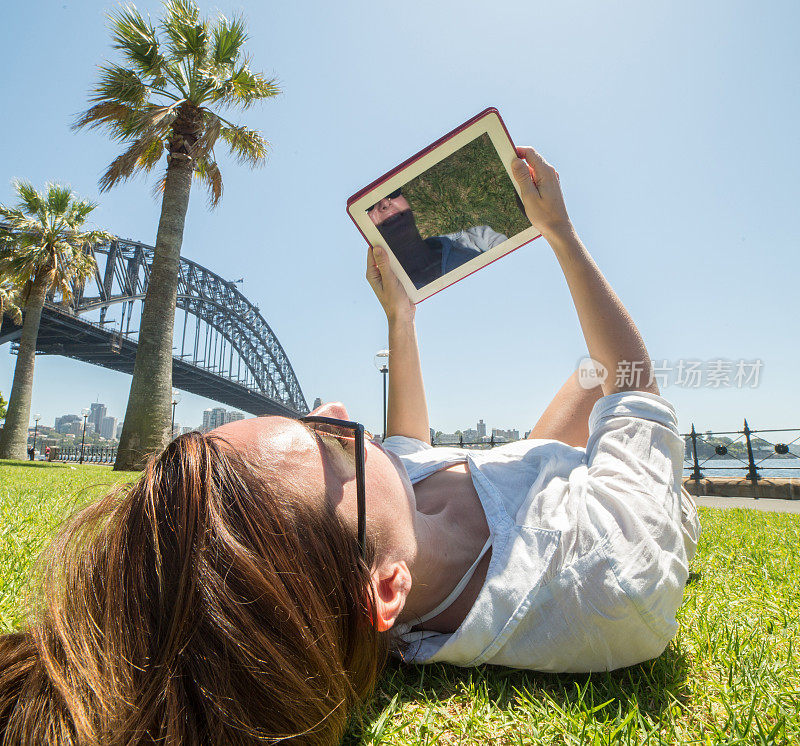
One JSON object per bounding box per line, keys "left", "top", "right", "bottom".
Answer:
{"left": 580, "top": 390, "right": 697, "bottom": 660}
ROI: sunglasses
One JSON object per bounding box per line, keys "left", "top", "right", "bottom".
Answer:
{"left": 366, "top": 188, "right": 403, "bottom": 213}
{"left": 299, "top": 415, "right": 372, "bottom": 559}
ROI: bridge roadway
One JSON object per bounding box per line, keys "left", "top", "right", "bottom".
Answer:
{"left": 0, "top": 304, "right": 302, "bottom": 418}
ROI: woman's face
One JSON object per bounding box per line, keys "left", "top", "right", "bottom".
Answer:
{"left": 211, "top": 403, "right": 418, "bottom": 563}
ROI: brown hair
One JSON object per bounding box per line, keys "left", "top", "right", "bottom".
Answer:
{"left": 0, "top": 432, "right": 388, "bottom": 744}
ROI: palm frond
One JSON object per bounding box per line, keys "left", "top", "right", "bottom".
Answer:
{"left": 211, "top": 15, "right": 248, "bottom": 65}
{"left": 192, "top": 110, "right": 221, "bottom": 158}
{"left": 45, "top": 184, "right": 74, "bottom": 218}
{"left": 139, "top": 137, "right": 166, "bottom": 172}
{"left": 219, "top": 124, "right": 270, "bottom": 167}
{"left": 72, "top": 101, "right": 135, "bottom": 137}
{"left": 194, "top": 157, "right": 222, "bottom": 207}
{"left": 150, "top": 174, "right": 168, "bottom": 200}
{"left": 92, "top": 63, "right": 149, "bottom": 107}
{"left": 162, "top": 0, "right": 208, "bottom": 62}
{"left": 121, "top": 103, "right": 179, "bottom": 139}
{"left": 64, "top": 198, "right": 100, "bottom": 228}
{"left": 12, "top": 180, "right": 46, "bottom": 217}
{"left": 0, "top": 281, "right": 23, "bottom": 325}
{"left": 0, "top": 211, "right": 44, "bottom": 245}
{"left": 217, "top": 64, "right": 281, "bottom": 109}
{"left": 98, "top": 133, "right": 165, "bottom": 192}
{"left": 109, "top": 5, "right": 168, "bottom": 84}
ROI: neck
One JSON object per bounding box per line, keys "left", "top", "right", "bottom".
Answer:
{"left": 398, "top": 510, "right": 477, "bottom": 625}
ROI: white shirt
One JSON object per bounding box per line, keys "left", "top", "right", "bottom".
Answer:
{"left": 441, "top": 225, "right": 508, "bottom": 253}
{"left": 382, "top": 390, "right": 701, "bottom": 672}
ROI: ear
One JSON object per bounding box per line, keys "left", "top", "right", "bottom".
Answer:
{"left": 369, "top": 561, "right": 412, "bottom": 632}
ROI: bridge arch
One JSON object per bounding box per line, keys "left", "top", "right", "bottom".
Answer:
{"left": 1, "top": 235, "right": 309, "bottom": 417}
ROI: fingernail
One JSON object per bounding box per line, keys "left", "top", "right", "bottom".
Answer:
{"left": 373, "top": 246, "right": 382, "bottom": 255}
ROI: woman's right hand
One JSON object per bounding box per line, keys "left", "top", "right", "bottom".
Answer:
{"left": 511, "top": 146, "right": 573, "bottom": 239}
{"left": 366, "top": 245, "right": 415, "bottom": 324}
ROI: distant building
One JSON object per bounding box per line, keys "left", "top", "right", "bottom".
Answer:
{"left": 55, "top": 414, "right": 81, "bottom": 434}
{"left": 492, "top": 428, "right": 520, "bottom": 442}
{"left": 313, "top": 397, "right": 323, "bottom": 410}
{"left": 181, "top": 426, "right": 195, "bottom": 435}
{"left": 100, "top": 415, "right": 117, "bottom": 439}
{"left": 116, "top": 421, "right": 124, "bottom": 439}
{"left": 201, "top": 407, "right": 242, "bottom": 431}
{"left": 477, "top": 419, "right": 486, "bottom": 438}
{"left": 89, "top": 403, "right": 107, "bottom": 433}
{"left": 69, "top": 420, "right": 93, "bottom": 437}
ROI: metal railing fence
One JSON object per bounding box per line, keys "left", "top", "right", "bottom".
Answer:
{"left": 50, "top": 445, "right": 118, "bottom": 464}
{"left": 431, "top": 421, "right": 800, "bottom": 489}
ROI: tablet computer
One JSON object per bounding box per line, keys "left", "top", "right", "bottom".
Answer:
{"left": 346, "top": 107, "right": 542, "bottom": 303}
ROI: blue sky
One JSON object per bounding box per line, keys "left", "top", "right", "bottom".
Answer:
{"left": 1, "top": 0, "right": 798, "bottom": 437}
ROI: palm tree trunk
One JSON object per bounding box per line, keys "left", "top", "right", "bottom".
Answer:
{"left": 0, "top": 278, "right": 48, "bottom": 460}
{"left": 114, "top": 158, "right": 193, "bottom": 470}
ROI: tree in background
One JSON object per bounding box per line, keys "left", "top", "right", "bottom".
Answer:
{"left": 74, "top": 0, "right": 280, "bottom": 470}
{"left": 0, "top": 392, "right": 7, "bottom": 422}
{"left": 0, "top": 182, "right": 111, "bottom": 460}
{"left": 0, "top": 279, "right": 22, "bottom": 325}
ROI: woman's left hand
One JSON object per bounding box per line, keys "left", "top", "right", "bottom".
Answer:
{"left": 366, "top": 246, "right": 415, "bottom": 324}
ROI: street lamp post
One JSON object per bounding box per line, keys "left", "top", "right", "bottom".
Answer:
{"left": 32, "top": 413, "right": 41, "bottom": 455}
{"left": 171, "top": 390, "right": 182, "bottom": 439}
{"left": 79, "top": 408, "right": 90, "bottom": 465}
{"left": 373, "top": 350, "right": 390, "bottom": 441}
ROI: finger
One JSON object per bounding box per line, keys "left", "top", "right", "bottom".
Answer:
{"left": 366, "top": 247, "right": 382, "bottom": 286}
{"left": 516, "top": 145, "right": 553, "bottom": 174}
{"left": 371, "top": 245, "right": 394, "bottom": 279}
{"left": 511, "top": 157, "right": 541, "bottom": 200}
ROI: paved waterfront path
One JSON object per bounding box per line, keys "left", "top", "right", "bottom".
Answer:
{"left": 696, "top": 496, "right": 800, "bottom": 514}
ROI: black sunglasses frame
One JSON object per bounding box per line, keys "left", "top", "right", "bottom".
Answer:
{"left": 366, "top": 188, "right": 403, "bottom": 213}
{"left": 299, "top": 415, "right": 367, "bottom": 559}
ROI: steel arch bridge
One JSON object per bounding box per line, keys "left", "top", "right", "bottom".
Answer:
{"left": 0, "top": 236, "right": 309, "bottom": 418}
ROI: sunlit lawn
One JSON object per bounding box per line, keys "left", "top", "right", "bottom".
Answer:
{"left": 2, "top": 461, "right": 798, "bottom": 744}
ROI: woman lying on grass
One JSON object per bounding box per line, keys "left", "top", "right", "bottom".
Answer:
{"left": 0, "top": 146, "right": 700, "bottom": 745}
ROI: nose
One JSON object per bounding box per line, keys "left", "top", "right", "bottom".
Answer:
{"left": 309, "top": 401, "right": 351, "bottom": 421}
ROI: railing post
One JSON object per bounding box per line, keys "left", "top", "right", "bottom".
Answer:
{"left": 690, "top": 424, "right": 703, "bottom": 494}
{"left": 743, "top": 418, "right": 760, "bottom": 497}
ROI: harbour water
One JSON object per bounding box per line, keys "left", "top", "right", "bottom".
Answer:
{"left": 683, "top": 457, "right": 800, "bottom": 479}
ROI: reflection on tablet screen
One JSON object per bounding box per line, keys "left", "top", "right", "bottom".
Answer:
{"left": 365, "top": 133, "right": 528, "bottom": 290}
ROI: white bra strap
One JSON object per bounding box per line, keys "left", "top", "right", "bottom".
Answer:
{"left": 413, "top": 536, "right": 492, "bottom": 626}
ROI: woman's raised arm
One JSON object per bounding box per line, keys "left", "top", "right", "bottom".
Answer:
{"left": 366, "top": 246, "right": 431, "bottom": 443}
{"left": 511, "top": 146, "right": 659, "bottom": 397}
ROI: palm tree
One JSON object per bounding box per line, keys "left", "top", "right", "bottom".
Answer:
{"left": 73, "top": 0, "right": 280, "bottom": 470}
{"left": 0, "top": 182, "right": 111, "bottom": 460}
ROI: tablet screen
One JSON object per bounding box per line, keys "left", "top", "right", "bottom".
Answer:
{"left": 365, "top": 133, "right": 529, "bottom": 290}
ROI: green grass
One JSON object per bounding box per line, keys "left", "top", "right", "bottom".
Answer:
{"left": 2, "top": 462, "right": 798, "bottom": 744}
{"left": 402, "top": 132, "right": 531, "bottom": 240}
{"left": 0, "top": 460, "right": 138, "bottom": 631}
